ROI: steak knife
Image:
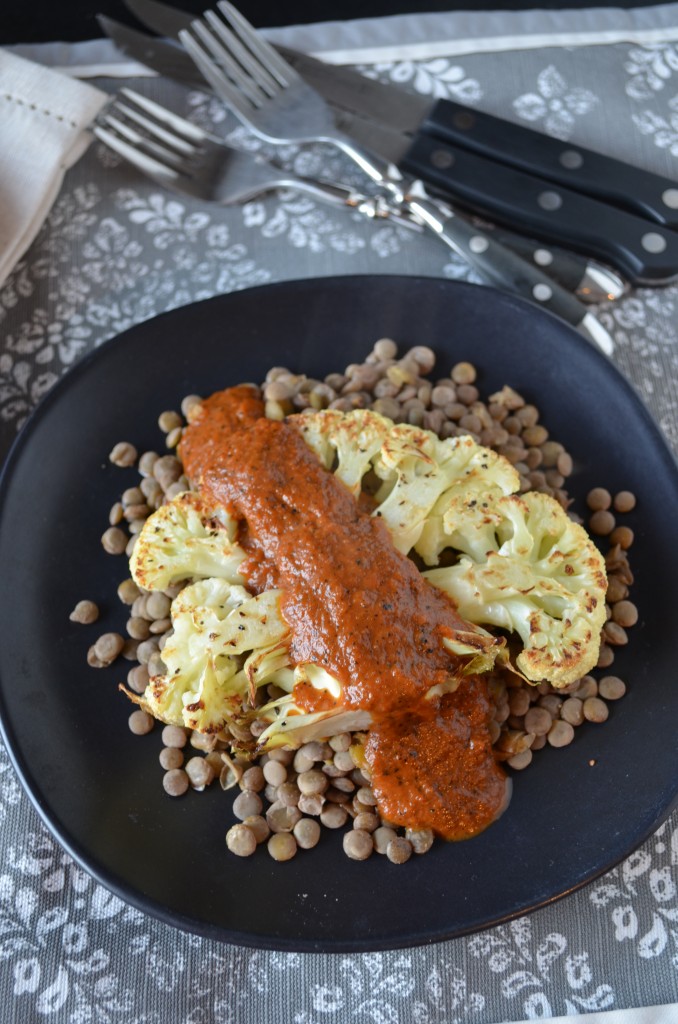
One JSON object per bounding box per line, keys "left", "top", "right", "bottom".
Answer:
{"left": 116, "top": 0, "right": 678, "bottom": 285}
{"left": 101, "top": 16, "right": 625, "bottom": 300}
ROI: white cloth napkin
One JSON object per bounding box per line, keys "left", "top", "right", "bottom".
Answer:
{"left": 0, "top": 50, "right": 107, "bottom": 288}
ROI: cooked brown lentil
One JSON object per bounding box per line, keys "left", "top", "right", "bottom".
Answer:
{"left": 587, "top": 487, "right": 612, "bottom": 511}
{"left": 159, "top": 747, "right": 184, "bottom": 770}
{"left": 613, "top": 490, "right": 636, "bottom": 513}
{"left": 583, "top": 697, "right": 610, "bottom": 723}
{"left": 185, "top": 757, "right": 215, "bottom": 789}
{"left": 589, "top": 509, "right": 616, "bottom": 536}
{"left": 242, "top": 815, "right": 270, "bottom": 844}
{"left": 267, "top": 832, "right": 297, "bottom": 861}
{"left": 598, "top": 675, "right": 627, "bottom": 700}
{"left": 101, "top": 526, "right": 127, "bottom": 555}
{"left": 343, "top": 829, "right": 374, "bottom": 860}
{"left": 293, "top": 818, "right": 321, "bottom": 849}
{"left": 226, "top": 823, "right": 257, "bottom": 857}
{"left": 69, "top": 599, "right": 99, "bottom": 624}
{"left": 163, "top": 768, "right": 189, "bottom": 797}
{"left": 109, "top": 442, "right": 138, "bottom": 467}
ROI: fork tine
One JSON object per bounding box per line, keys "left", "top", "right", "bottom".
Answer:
{"left": 93, "top": 124, "right": 183, "bottom": 185}
{"left": 191, "top": 19, "right": 268, "bottom": 106}
{"left": 110, "top": 100, "right": 197, "bottom": 158}
{"left": 179, "top": 29, "right": 258, "bottom": 123}
{"left": 100, "top": 112, "right": 192, "bottom": 171}
{"left": 203, "top": 10, "right": 279, "bottom": 98}
{"left": 215, "top": 0, "right": 299, "bottom": 87}
{"left": 118, "top": 88, "right": 210, "bottom": 145}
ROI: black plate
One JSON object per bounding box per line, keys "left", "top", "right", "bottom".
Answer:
{"left": 1, "top": 276, "right": 677, "bottom": 952}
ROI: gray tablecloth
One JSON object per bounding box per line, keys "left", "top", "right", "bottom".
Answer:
{"left": 1, "top": 7, "right": 678, "bottom": 1022}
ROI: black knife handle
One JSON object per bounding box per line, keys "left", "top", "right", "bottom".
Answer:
{"left": 403, "top": 133, "right": 678, "bottom": 285}
{"left": 422, "top": 98, "right": 678, "bottom": 229}
{"left": 460, "top": 221, "right": 625, "bottom": 301}
{"left": 406, "top": 187, "right": 592, "bottom": 332}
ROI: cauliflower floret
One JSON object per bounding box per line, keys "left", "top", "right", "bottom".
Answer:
{"left": 130, "top": 490, "right": 245, "bottom": 591}
{"left": 294, "top": 409, "right": 518, "bottom": 555}
{"left": 129, "top": 577, "right": 291, "bottom": 733}
{"left": 423, "top": 492, "right": 607, "bottom": 687}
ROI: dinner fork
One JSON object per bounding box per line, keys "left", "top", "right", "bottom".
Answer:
{"left": 92, "top": 88, "right": 415, "bottom": 220}
{"left": 176, "top": 1, "right": 406, "bottom": 199}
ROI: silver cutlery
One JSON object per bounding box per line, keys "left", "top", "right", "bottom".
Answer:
{"left": 117, "top": 0, "right": 678, "bottom": 287}
{"left": 100, "top": 14, "right": 627, "bottom": 304}
{"left": 93, "top": 88, "right": 416, "bottom": 223}
{"left": 168, "top": 2, "right": 614, "bottom": 352}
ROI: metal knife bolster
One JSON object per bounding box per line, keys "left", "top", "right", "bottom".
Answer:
{"left": 403, "top": 132, "right": 678, "bottom": 285}
{"left": 422, "top": 99, "right": 678, "bottom": 230}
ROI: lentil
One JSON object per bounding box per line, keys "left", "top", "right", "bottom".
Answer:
{"left": 589, "top": 509, "right": 616, "bottom": 535}
{"left": 611, "top": 600, "right": 638, "bottom": 627}
{"left": 127, "top": 664, "right": 149, "bottom": 695}
{"left": 243, "top": 815, "right": 270, "bottom": 844}
{"left": 547, "top": 720, "right": 574, "bottom": 748}
{"left": 343, "top": 829, "right": 374, "bottom": 860}
{"left": 69, "top": 599, "right": 99, "bottom": 624}
{"left": 226, "top": 823, "right": 257, "bottom": 857}
{"left": 373, "top": 826, "right": 398, "bottom": 854}
{"left": 241, "top": 766, "right": 266, "bottom": 792}
{"left": 262, "top": 760, "right": 288, "bottom": 787}
{"left": 267, "top": 832, "right": 297, "bottom": 861}
{"left": 507, "top": 749, "right": 533, "bottom": 770}
{"left": 598, "top": 675, "right": 627, "bottom": 700}
{"left": 524, "top": 707, "right": 553, "bottom": 736}
{"left": 109, "top": 502, "right": 124, "bottom": 525}
{"left": 353, "top": 812, "right": 380, "bottom": 832}
{"left": 583, "top": 697, "right": 610, "bottom": 723}
{"left": 163, "top": 769, "right": 189, "bottom": 796}
{"left": 294, "top": 818, "right": 321, "bottom": 849}
{"left": 93, "top": 632, "right": 124, "bottom": 665}
{"left": 604, "top": 621, "right": 628, "bottom": 646}
{"left": 613, "top": 490, "right": 636, "bottom": 512}
{"left": 587, "top": 487, "right": 612, "bottom": 511}
{"left": 185, "top": 757, "right": 215, "bottom": 789}
{"left": 298, "top": 793, "right": 325, "bottom": 817}
{"left": 561, "top": 697, "right": 584, "bottom": 726}
{"left": 610, "top": 525, "right": 634, "bottom": 549}
{"left": 101, "top": 526, "right": 127, "bottom": 555}
{"left": 128, "top": 709, "right": 154, "bottom": 735}
{"left": 386, "top": 837, "right": 413, "bottom": 864}
{"left": 233, "top": 791, "right": 263, "bottom": 820}
{"left": 297, "top": 770, "right": 328, "bottom": 796}
{"left": 320, "top": 804, "right": 348, "bottom": 829}
{"left": 109, "top": 442, "right": 137, "bottom": 467}
{"left": 159, "top": 747, "right": 184, "bottom": 770}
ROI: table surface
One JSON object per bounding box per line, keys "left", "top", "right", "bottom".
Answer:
{"left": 1, "top": 7, "right": 678, "bottom": 1022}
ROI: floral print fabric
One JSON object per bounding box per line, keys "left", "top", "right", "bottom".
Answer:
{"left": 0, "top": 33, "right": 677, "bottom": 1024}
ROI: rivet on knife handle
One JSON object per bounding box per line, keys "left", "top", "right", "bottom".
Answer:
{"left": 403, "top": 133, "right": 678, "bottom": 286}
{"left": 405, "top": 182, "right": 614, "bottom": 356}
{"left": 422, "top": 99, "right": 678, "bottom": 230}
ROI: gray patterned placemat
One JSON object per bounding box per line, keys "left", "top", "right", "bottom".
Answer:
{"left": 0, "top": 20, "right": 677, "bottom": 1024}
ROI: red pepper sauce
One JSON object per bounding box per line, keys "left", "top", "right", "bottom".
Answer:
{"left": 180, "top": 386, "right": 508, "bottom": 840}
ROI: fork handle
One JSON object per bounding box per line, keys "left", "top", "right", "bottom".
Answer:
{"left": 331, "top": 139, "right": 406, "bottom": 202}
{"left": 404, "top": 182, "right": 613, "bottom": 354}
